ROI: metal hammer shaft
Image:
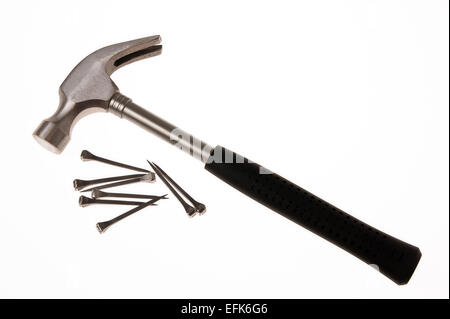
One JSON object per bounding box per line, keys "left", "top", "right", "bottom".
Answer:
{"left": 109, "top": 93, "right": 213, "bottom": 163}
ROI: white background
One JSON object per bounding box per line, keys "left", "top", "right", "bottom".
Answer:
{"left": 0, "top": 0, "right": 448, "bottom": 298}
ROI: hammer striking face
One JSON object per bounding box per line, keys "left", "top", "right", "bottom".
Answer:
{"left": 33, "top": 35, "right": 162, "bottom": 153}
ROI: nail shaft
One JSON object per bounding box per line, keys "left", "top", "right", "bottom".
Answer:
{"left": 147, "top": 161, "right": 196, "bottom": 217}
{"left": 80, "top": 150, "right": 150, "bottom": 173}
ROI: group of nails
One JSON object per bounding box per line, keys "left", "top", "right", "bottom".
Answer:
{"left": 74, "top": 150, "right": 206, "bottom": 234}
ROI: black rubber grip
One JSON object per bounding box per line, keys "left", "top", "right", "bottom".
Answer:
{"left": 205, "top": 146, "right": 421, "bottom": 285}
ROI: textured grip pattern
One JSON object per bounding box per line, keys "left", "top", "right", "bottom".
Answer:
{"left": 205, "top": 146, "right": 421, "bottom": 285}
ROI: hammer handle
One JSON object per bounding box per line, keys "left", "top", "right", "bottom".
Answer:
{"left": 205, "top": 146, "right": 421, "bottom": 285}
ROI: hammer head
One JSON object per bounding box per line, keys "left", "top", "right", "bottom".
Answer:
{"left": 33, "top": 35, "right": 162, "bottom": 153}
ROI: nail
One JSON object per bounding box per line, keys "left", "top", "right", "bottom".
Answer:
{"left": 152, "top": 162, "right": 206, "bottom": 214}
{"left": 91, "top": 189, "right": 168, "bottom": 200}
{"left": 147, "top": 161, "right": 196, "bottom": 217}
{"left": 80, "top": 150, "right": 150, "bottom": 173}
{"left": 81, "top": 173, "right": 155, "bottom": 193}
{"left": 96, "top": 196, "right": 166, "bottom": 233}
{"left": 73, "top": 173, "right": 145, "bottom": 191}
{"left": 79, "top": 196, "right": 150, "bottom": 207}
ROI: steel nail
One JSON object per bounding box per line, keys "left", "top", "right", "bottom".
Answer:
{"left": 80, "top": 150, "right": 150, "bottom": 173}
{"left": 152, "top": 162, "right": 206, "bottom": 214}
{"left": 73, "top": 173, "right": 145, "bottom": 191}
{"left": 96, "top": 196, "right": 166, "bottom": 233}
{"left": 91, "top": 189, "right": 168, "bottom": 200}
{"left": 147, "top": 161, "right": 196, "bottom": 217}
{"left": 78, "top": 196, "right": 150, "bottom": 207}
{"left": 81, "top": 173, "right": 155, "bottom": 193}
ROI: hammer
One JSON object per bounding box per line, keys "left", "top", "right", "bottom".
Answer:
{"left": 33, "top": 35, "right": 421, "bottom": 285}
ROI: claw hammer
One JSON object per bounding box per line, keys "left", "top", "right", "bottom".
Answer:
{"left": 33, "top": 35, "right": 421, "bottom": 285}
